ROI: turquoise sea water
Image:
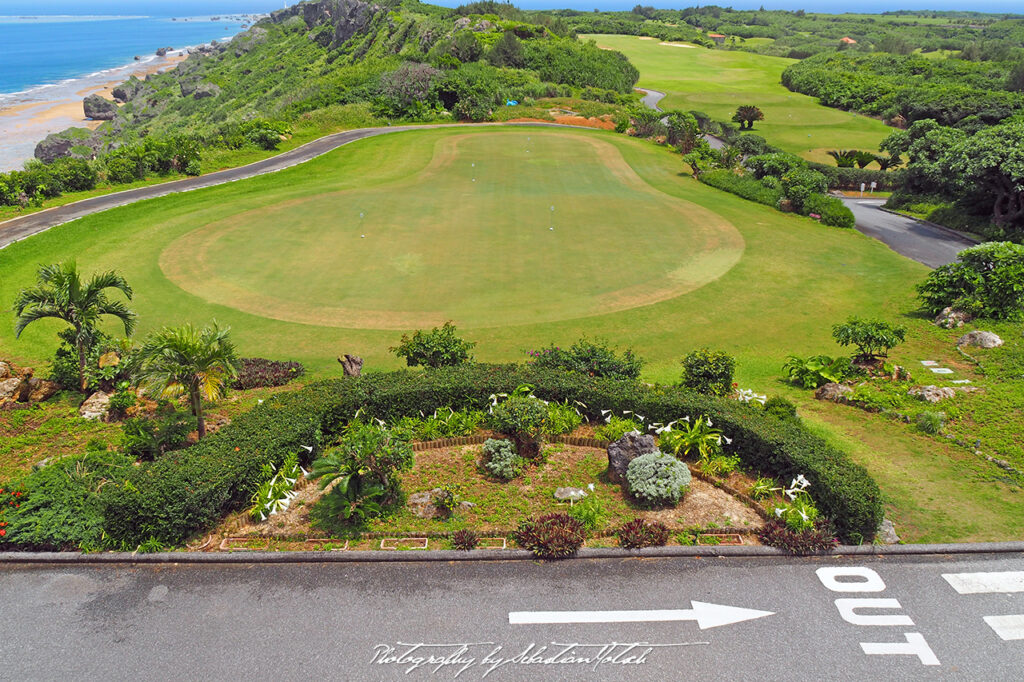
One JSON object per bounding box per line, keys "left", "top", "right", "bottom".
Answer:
{"left": 0, "top": 15, "right": 251, "bottom": 97}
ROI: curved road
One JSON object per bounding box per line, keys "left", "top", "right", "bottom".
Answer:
{"left": 636, "top": 87, "right": 725, "bottom": 149}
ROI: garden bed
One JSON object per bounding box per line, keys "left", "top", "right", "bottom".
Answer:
{"left": 200, "top": 441, "right": 766, "bottom": 552}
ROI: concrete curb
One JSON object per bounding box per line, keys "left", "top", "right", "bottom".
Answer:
{"left": 2, "top": 542, "right": 1022, "bottom": 565}
{"left": 876, "top": 206, "right": 981, "bottom": 245}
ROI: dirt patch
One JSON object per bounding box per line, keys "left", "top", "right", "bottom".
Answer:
{"left": 553, "top": 115, "right": 616, "bottom": 131}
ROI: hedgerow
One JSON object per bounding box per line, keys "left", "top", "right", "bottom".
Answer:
{"left": 98, "top": 364, "right": 882, "bottom": 546}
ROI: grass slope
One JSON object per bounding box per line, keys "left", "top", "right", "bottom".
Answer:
{"left": 0, "top": 125, "right": 923, "bottom": 387}
{"left": 583, "top": 34, "right": 892, "bottom": 163}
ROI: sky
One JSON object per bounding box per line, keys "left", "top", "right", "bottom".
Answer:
{"left": 5, "top": 0, "right": 1022, "bottom": 16}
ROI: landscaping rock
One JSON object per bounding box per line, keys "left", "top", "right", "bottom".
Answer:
{"left": 908, "top": 385, "right": 956, "bottom": 403}
{"left": 877, "top": 518, "right": 900, "bottom": 545}
{"left": 26, "top": 378, "right": 60, "bottom": 403}
{"left": 934, "top": 306, "right": 972, "bottom": 329}
{"left": 458, "top": 501, "right": 475, "bottom": 511}
{"left": 79, "top": 391, "right": 111, "bottom": 421}
{"left": 472, "top": 19, "right": 494, "bottom": 32}
{"left": 0, "top": 377, "right": 25, "bottom": 403}
{"left": 0, "top": 361, "right": 10, "bottom": 379}
{"left": 957, "top": 331, "right": 1003, "bottom": 349}
{"left": 554, "top": 487, "right": 587, "bottom": 502}
{"left": 83, "top": 94, "right": 117, "bottom": 120}
{"left": 814, "top": 382, "right": 853, "bottom": 403}
{"left": 607, "top": 431, "right": 656, "bottom": 483}
{"left": 407, "top": 490, "right": 439, "bottom": 519}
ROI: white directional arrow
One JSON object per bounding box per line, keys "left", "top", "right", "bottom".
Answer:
{"left": 509, "top": 601, "right": 774, "bottom": 629}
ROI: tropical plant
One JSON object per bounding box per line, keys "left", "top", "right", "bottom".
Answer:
{"left": 13, "top": 261, "right": 136, "bottom": 391}
{"left": 758, "top": 519, "right": 838, "bottom": 555}
{"left": 594, "top": 415, "right": 643, "bottom": 442}
{"left": 250, "top": 453, "right": 304, "bottom": 522}
{"left": 134, "top": 322, "right": 239, "bottom": 440}
{"left": 732, "top": 105, "right": 764, "bottom": 129}
{"left": 120, "top": 403, "right": 195, "bottom": 460}
{"left": 309, "top": 422, "right": 414, "bottom": 529}
{"left": 874, "top": 154, "right": 901, "bottom": 171}
{"left": 698, "top": 454, "right": 741, "bottom": 478}
{"left": 488, "top": 385, "right": 547, "bottom": 460}
{"left": 542, "top": 401, "right": 583, "bottom": 436}
{"left": 626, "top": 452, "right": 692, "bottom": 506}
{"left": 749, "top": 477, "right": 780, "bottom": 500}
{"left": 616, "top": 518, "right": 670, "bottom": 549}
{"left": 782, "top": 354, "right": 852, "bottom": 389}
{"left": 451, "top": 529, "right": 479, "bottom": 551}
{"left": 390, "top": 321, "right": 476, "bottom": 368}
{"left": 831, "top": 317, "right": 907, "bottom": 362}
{"left": 854, "top": 151, "right": 876, "bottom": 169}
{"left": 827, "top": 149, "right": 858, "bottom": 168}
{"left": 567, "top": 488, "right": 606, "bottom": 532}
{"left": 772, "top": 474, "right": 820, "bottom": 532}
{"left": 679, "top": 348, "right": 736, "bottom": 397}
{"left": 514, "top": 513, "right": 586, "bottom": 559}
{"left": 658, "top": 415, "right": 721, "bottom": 460}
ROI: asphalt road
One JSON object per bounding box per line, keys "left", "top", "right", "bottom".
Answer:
{"left": 840, "top": 198, "right": 976, "bottom": 269}
{"left": 636, "top": 87, "right": 726, "bottom": 149}
{"left": 2, "top": 553, "right": 1022, "bottom": 680}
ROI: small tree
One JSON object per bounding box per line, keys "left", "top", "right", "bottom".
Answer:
{"left": 390, "top": 321, "right": 476, "bottom": 368}
{"left": 831, "top": 317, "right": 906, "bottom": 363}
{"left": 135, "top": 322, "right": 239, "bottom": 440}
{"left": 680, "top": 348, "right": 736, "bottom": 397}
{"left": 664, "top": 111, "right": 701, "bottom": 154}
{"left": 732, "top": 105, "right": 764, "bottom": 130}
{"left": 13, "top": 261, "right": 136, "bottom": 392}
{"left": 917, "top": 242, "right": 1024, "bottom": 320}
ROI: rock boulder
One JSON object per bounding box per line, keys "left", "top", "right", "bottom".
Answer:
{"left": 908, "top": 385, "right": 955, "bottom": 403}
{"left": 814, "top": 382, "right": 853, "bottom": 403}
{"left": 0, "top": 361, "right": 10, "bottom": 379}
{"left": 554, "top": 487, "right": 587, "bottom": 502}
{"left": 79, "top": 391, "right": 111, "bottom": 421}
{"left": 0, "top": 377, "right": 25, "bottom": 403}
{"left": 957, "top": 331, "right": 1003, "bottom": 349}
{"left": 26, "top": 378, "right": 60, "bottom": 403}
{"left": 192, "top": 83, "right": 221, "bottom": 99}
{"left": 935, "top": 306, "right": 972, "bottom": 329}
{"left": 607, "top": 431, "right": 656, "bottom": 483}
{"left": 83, "top": 94, "right": 118, "bottom": 120}
{"left": 877, "top": 519, "right": 900, "bottom": 545}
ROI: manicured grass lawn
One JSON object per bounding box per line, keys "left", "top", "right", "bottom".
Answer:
{"left": 583, "top": 34, "right": 893, "bottom": 162}
{"left": 0, "top": 125, "right": 925, "bottom": 388}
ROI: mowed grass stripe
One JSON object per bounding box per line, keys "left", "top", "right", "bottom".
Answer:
{"left": 585, "top": 34, "right": 892, "bottom": 163}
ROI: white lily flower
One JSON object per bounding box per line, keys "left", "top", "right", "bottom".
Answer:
{"left": 774, "top": 508, "right": 784, "bottom": 518}
{"left": 600, "top": 409, "right": 612, "bottom": 416}
{"left": 723, "top": 436, "right": 733, "bottom": 445}
{"left": 706, "top": 418, "right": 713, "bottom": 427}
{"left": 257, "top": 399, "right": 264, "bottom": 404}
{"left": 374, "top": 417, "right": 386, "bottom": 427}
{"left": 588, "top": 483, "right": 595, "bottom": 492}
{"left": 301, "top": 445, "right": 313, "bottom": 453}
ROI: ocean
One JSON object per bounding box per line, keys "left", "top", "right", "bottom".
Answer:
{"left": 0, "top": 15, "right": 251, "bottom": 99}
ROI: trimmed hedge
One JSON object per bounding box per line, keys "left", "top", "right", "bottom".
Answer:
{"left": 699, "top": 169, "right": 782, "bottom": 208}
{"left": 807, "top": 163, "right": 903, "bottom": 192}
{"left": 101, "top": 365, "right": 883, "bottom": 545}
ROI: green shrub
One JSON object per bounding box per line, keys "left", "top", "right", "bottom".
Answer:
{"left": 680, "top": 348, "right": 736, "bottom": 397}
{"left": 1, "top": 451, "right": 134, "bottom": 550}
{"left": 758, "top": 519, "right": 838, "bottom": 554}
{"left": 543, "top": 401, "right": 582, "bottom": 436}
{"left": 483, "top": 438, "right": 524, "bottom": 480}
{"left": 390, "top": 321, "right": 476, "bottom": 367}
{"left": 594, "top": 415, "right": 643, "bottom": 442}
{"left": 514, "top": 512, "right": 586, "bottom": 559}
{"left": 626, "top": 452, "right": 692, "bottom": 506}
{"left": 616, "top": 518, "right": 670, "bottom": 548}
{"left": 699, "top": 168, "right": 783, "bottom": 207}
{"left": 764, "top": 396, "right": 799, "bottom": 421}
{"left": 915, "top": 411, "right": 945, "bottom": 435}
{"left": 488, "top": 390, "right": 547, "bottom": 460}
{"left": 917, "top": 242, "right": 1024, "bottom": 320}
{"left": 526, "top": 338, "right": 643, "bottom": 379}
{"left": 567, "top": 492, "right": 607, "bottom": 532}
{"left": 831, "top": 317, "right": 907, "bottom": 362}
{"left": 121, "top": 404, "right": 195, "bottom": 461}
{"left": 802, "top": 193, "right": 856, "bottom": 228}
{"left": 99, "top": 364, "right": 883, "bottom": 546}
{"left": 698, "top": 454, "right": 741, "bottom": 477}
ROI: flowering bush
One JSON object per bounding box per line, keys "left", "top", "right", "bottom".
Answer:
{"left": 0, "top": 485, "right": 26, "bottom": 541}
{"left": 250, "top": 452, "right": 305, "bottom": 522}
{"left": 772, "top": 475, "right": 820, "bottom": 532}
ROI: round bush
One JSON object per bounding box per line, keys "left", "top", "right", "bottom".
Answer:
{"left": 626, "top": 452, "right": 692, "bottom": 506}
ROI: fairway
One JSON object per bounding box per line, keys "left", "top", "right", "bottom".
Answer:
{"left": 159, "top": 131, "right": 743, "bottom": 329}
{"left": 0, "top": 125, "right": 925, "bottom": 383}
{"left": 584, "top": 34, "right": 892, "bottom": 163}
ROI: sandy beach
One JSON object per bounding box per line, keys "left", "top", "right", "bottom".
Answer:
{"left": 0, "top": 52, "right": 186, "bottom": 171}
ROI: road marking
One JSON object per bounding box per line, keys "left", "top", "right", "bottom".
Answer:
{"left": 509, "top": 601, "right": 774, "bottom": 629}
{"left": 942, "top": 571, "right": 1024, "bottom": 594}
{"left": 861, "top": 633, "right": 940, "bottom": 665}
{"left": 984, "top": 615, "right": 1024, "bottom": 640}
{"left": 835, "top": 599, "right": 914, "bottom": 626}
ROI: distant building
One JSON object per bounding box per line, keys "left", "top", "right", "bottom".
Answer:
{"left": 707, "top": 33, "right": 727, "bottom": 45}
{"left": 840, "top": 36, "right": 857, "bottom": 45}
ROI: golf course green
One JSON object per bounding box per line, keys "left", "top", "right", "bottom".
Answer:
{"left": 0, "top": 125, "right": 925, "bottom": 383}
{"left": 583, "top": 34, "right": 893, "bottom": 163}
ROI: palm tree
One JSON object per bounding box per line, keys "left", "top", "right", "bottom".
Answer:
{"left": 135, "top": 322, "right": 239, "bottom": 439}
{"left": 827, "top": 149, "right": 858, "bottom": 168}
{"left": 874, "top": 153, "right": 902, "bottom": 171}
{"left": 13, "top": 261, "right": 135, "bottom": 391}
{"left": 732, "top": 105, "right": 764, "bottom": 130}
